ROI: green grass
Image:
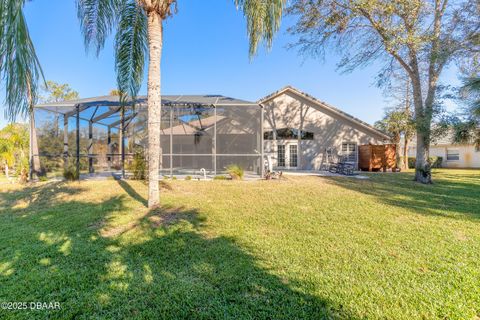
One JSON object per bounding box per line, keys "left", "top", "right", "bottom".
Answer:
{"left": 0, "top": 169, "right": 479, "bottom": 319}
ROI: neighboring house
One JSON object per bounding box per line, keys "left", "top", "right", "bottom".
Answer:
{"left": 259, "top": 86, "right": 389, "bottom": 170}
{"left": 406, "top": 131, "right": 480, "bottom": 168}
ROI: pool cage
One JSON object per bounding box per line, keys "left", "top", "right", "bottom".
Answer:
{"left": 32, "top": 95, "right": 264, "bottom": 179}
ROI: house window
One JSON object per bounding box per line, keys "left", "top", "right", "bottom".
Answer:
{"left": 277, "top": 145, "right": 286, "bottom": 167}
{"left": 289, "top": 145, "right": 298, "bottom": 167}
{"left": 264, "top": 128, "right": 314, "bottom": 140}
{"left": 446, "top": 149, "right": 460, "bottom": 161}
{"left": 341, "top": 143, "right": 357, "bottom": 162}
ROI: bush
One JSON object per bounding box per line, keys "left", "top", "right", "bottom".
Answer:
{"left": 429, "top": 156, "right": 443, "bottom": 168}
{"left": 63, "top": 165, "right": 79, "bottom": 181}
{"left": 185, "top": 175, "right": 192, "bottom": 181}
{"left": 408, "top": 156, "right": 443, "bottom": 168}
{"left": 128, "top": 149, "right": 146, "bottom": 180}
{"left": 408, "top": 157, "right": 416, "bottom": 168}
{"left": 213, "top": 175, "right": 228, "bottom": 180}
{"left": 226, "top": 164, "right": 244, "bottom": 180}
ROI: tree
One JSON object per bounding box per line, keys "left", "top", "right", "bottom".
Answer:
{"left": 109, "top": 89, "right": 122, "bottom": 96}
{"left": 40, "top": 80, "right": 79, "bottom": 103}
{"left": 0, "top": 0, "right": 44, "bottom": 178}
{"left": 375, "top": 109, "right": 413, "bottom": 169}
{"left": 0, "top": 123, "right": 29, "bottom": 180}
{"left": 40, "top": 80, "right": 80, "bottom": 137}
{"left": 383, "top": 70, "right": 415, "bottom": 169}
{"left": 0, "top": 135, "right": 14, "bottom": 179}
{"left": 287, "top": 0, "right": 480, "bottom": 183}
{"left": 77, "top": 0, "right": 286, "bottom": 208}
{"left": 0, "top": 0, "right": 43, "bottom": 120}
{"left": 451, "top": 76, "right": 480, "bottom": 147}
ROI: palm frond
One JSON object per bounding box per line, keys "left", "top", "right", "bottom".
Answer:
{"left": 76, "top": 0, "right": 121, "bottom": 55}
{"left": 461, "top": 77, "right": 480, "bottom": 116}
{"left": 0, "top": 0, "right": 44, "bottom": 121}
{"left": 235, "top": 0, "right": 286, "bottom": 58}
{"left": 114, "top": 0, "right": 147, "bottom": 103}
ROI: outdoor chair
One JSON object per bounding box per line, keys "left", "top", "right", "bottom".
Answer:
{"left": 321, "top": 148, "right": 337, "bottom": 172}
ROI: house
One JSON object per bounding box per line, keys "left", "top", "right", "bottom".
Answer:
{"left": 32, "top": 87, "right": 388, "bottom": 176}
{"left": 259, "top": 86, "right": 389, "bottom": 170}
{"left": 406, "top": 131, "right": 480, "bottom": 168}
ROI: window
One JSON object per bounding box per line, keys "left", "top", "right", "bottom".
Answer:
{"left": 264, "top": 128, "right": 314, "bottom": 140}
{"left": 289, "top": 145, "right": 298, "bottom": 167}
{"left": 277, "top": 145, "right": 285, "bottom": 167}
{"left": 341, "top": 143, "right": 357, "bottom": 162}
{"left": 446, "top": 149, "right": 459, "bottom": 161}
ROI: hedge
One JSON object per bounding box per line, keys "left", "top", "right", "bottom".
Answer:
{"left": 406, "top": 156, "right": 443, "bottom": 168}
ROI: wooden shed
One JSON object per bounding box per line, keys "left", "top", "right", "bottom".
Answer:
{"left": 359, "top": 144, "right": 397, "bottom": 172}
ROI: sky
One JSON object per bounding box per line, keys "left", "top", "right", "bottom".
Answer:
{"left": 0, "top": 0, "right": 462, "bottom": 128}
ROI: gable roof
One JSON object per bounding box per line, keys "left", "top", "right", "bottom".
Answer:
{"left": 258, "top": 85, "right": 390, "bottom": 140}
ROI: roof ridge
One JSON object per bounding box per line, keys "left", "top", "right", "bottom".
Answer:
{"left": 258, "top": 86, "right": 389, "bottom": 139}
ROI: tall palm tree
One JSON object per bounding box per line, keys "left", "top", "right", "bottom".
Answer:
{"left": 0, "top": 0, "right": 44, "bottom": 177}
{"left": 77, "top": 0, "right": 286, "bottom": 208}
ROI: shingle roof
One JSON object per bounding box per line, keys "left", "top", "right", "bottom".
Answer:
{"left": 258, "top": 85, "right": 390, "bottom": 140}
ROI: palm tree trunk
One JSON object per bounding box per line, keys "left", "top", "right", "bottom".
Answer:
{"left": 146, "top": 11, "right": 163, "bottom": 209}
{"left": 403, "top": 137, "right": 409, "bottom": 170}
{"left": 29, "top": 111, "right": 42, "bottom": 177}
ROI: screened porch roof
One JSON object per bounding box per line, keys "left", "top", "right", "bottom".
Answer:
{"left": 34, "top": 94, "right": 258, "bottom": 115}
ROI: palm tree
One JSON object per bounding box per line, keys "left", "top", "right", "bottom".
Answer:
{"left": 0, "top": 0, "right": 44, "bottom": 178}
{"left": 0, "top": 0, "right": 43, "bottom": 119}
{"left": 375, "top": 110, "right": 413, "bottom": 170}
{"left": 77, "top": 0, "right": 286, "bottom": 208}
{"left": 452, "top": 76, "right": 480, "bottom": 148}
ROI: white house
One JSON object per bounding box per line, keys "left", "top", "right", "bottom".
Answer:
{"left": 406, "top": 131, "right": 480, "bottom": 168}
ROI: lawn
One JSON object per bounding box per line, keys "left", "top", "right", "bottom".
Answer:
{"left": 0, "top": 169, "right": 479, "bottom": 319}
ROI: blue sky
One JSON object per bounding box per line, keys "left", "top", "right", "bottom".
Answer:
{"left": 1, "top": 0, "right": 461, "bottom": 127}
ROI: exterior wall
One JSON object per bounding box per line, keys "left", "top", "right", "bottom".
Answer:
{"left": 262, "top": 91, "right": 386, "bottom": 170}
{"left": 407, "top": 144, "right": 480, "bottom": 168}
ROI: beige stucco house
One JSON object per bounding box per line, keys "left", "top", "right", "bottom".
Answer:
{"left": 406, "top": 132, "right": 480, "bottom": 168}
{"left": 259, "top": 86, "right": 389, "bottom": 170}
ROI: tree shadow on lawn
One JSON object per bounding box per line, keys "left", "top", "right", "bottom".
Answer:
{"left": 322, "top": 171, "right": 480, "bottom": 221}
{"left": 0, "top": 182, "right": 359, "bottom": 319}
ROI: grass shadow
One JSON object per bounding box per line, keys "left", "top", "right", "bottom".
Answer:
{"left": 0, "top": 182, "right": 359, "bottom": 319}
{"left": 322, "top": 170, "right": 480, "bottom": 221}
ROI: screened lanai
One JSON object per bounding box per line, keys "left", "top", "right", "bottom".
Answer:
{"left": 32, "top": 95, "right": 264, "bottom": 178}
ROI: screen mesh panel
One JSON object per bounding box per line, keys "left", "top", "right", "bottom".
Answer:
{"left": 34, "top": 100, "right": 262, "bottom": 177}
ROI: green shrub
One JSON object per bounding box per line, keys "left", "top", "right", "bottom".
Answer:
{"left": 128, "top": 149, "right": 146, "bottom": 180}
{"left": 226, "top": 164, "right": 244, "bottom": 180}
{"left": 185, "top": 175, "right": 192, "bottom": 181}
{"left": 408, "top": 156, "right": 443, "bottom": 168}
{"left": 172, "top": 176, "right": 177, "bottom": 180}
{"left": 408, "top": 157, "right": 416, "bottom": 168}
{"left": 63, "top": 165, "right": 79, "bottom": 181}
{"left": 429, "top": 156, "right": 443, "bottom": 168}
{"left": 213, "top": 175, "right": 228, "bottom": 180}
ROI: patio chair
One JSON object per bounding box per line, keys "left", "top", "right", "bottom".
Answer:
{"left": 321, "top": 148, "right": 337, "bottom": 172}
{"left": 337, "top": 156, "right": 355, "bottom": 176}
